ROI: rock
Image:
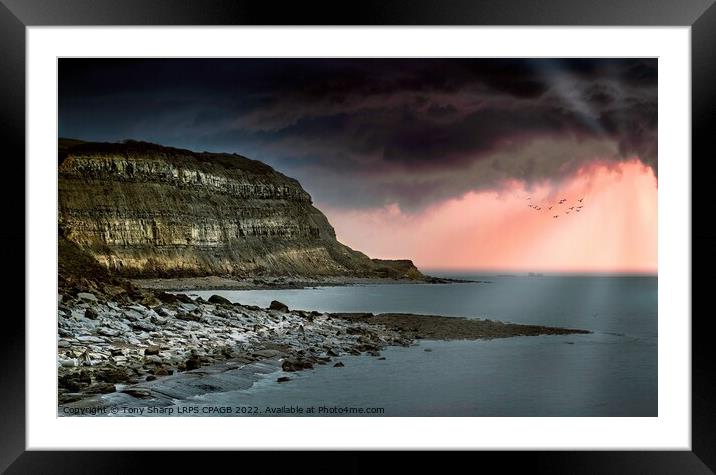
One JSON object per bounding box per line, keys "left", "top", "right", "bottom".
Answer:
{"left": 76, "top": 335, "right": 105, "bottom": 343}
{"left": 154, "top": 367, "right": 171, "bottom": 376}
{"left": 121, "top": 388, "right": 153, "bottom": 399}
{"left": 102, "top": 285, "right": 126, "bottom": 298}
{"left": 122, "top": 310, "right": 143, "bottom": 322}
{"left": 95, "top": 367, "right": 130, "bottom": 384}
{"left": 208, "top": 294, "right": 232, "bottom": 305}
{"left": 97, "top": 327, "right": 120, "bottom": 337}
{"left": 184, "top": 356, "right": 201, "bottom": 371}
{"left": 269, "top": 300, "right": 289, "bottom": 312}
{"left": 156, "top": 292, "right": 179, "bottom": 303}
{"left": 176, "top": 312, "right": 202, "bottom": 322}
{"left": 131, "top": 321, "right": 157, "bottom": 332}
{"left": 144, "top": 355, "right": 163, "bottom": 364}
{"left": 424, "top": 348, "right": 433, "bottom": 352}
{"left": 326, "top": 348, "right": 340, "bottom": 357}
{"left": 333, "top": 361, "right": 345, "bottom": 367}
{"left": 282, "top": 358, "right": 314, "bottom": 372}
{"left": 58, "top": 371, "right": 91, "bottom": 391}
{"left": 174, "top": 293, "right": 194, "bottom": 303}
{"left": 59, "top": 358, "right": 78, "bottom": 367}
{"left": 84, "top": 308, "right": 99, "bottom": 320}
{"left": 85, "top": 382, "right": 116, "bottom": 394}
{"left": 144, "top": 345, "right": 161, "bottom": 356}
{"left": 141, "top": 295, "right": 162, "bottom": 308}
{"left": 377, "top": 357, "right": 386, "bottom": 360}
{"left": 150, "top": 315, "right": 167, "bottom": 325}
{"left": 277, "top": 376, "right": 291, "bottom": 383}
{"left": 77, "top": 292, "right": 97, "bottom": 302}
{"left": 145, "top": 375, "right": 157, "bottom": 381}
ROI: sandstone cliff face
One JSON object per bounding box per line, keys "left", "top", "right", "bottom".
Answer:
{"left": 58, "top": 140, "right": 422, "bottom": 279}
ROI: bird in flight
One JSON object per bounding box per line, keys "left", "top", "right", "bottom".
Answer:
{"left": 578, "top": 198, "right": 584, "bottom": 203}
{"left": 553, "top": 215, "right": 559, "bottom": 218}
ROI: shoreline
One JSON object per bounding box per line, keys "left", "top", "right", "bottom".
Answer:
{"left": 130, "top": 275, "right": 486, "bottom": 291}
{"left": 58, "top": 280, "right": 588, "bottom": 411}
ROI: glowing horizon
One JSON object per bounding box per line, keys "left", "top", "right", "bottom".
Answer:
{"left": 321, "top": 159, "right": 657, "bottom": 274}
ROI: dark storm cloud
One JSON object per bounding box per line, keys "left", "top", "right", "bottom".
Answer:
{"left": 59, "top": 58, "right": 657, "bottom": 209}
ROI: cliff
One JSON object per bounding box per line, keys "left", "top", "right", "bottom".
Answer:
{"left": 58, "top": 139, "right": 423, "bottom": 280}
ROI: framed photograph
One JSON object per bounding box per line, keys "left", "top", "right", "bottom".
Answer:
{"left": 4, "top": 0, "right": 713, "bottom": 472}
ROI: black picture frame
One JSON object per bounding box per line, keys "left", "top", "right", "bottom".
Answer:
{"left": 2, "top": 0, "right": 713, "bottom": 472}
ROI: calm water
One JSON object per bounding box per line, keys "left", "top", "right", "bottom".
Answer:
{"left": 183, "top": 274, "right": 657, "bottom": 416}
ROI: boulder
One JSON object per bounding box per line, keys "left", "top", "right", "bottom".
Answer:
{"left": 97, "top": 327, "right": 120, "bottom": 337}
{"left": 269, "top": 300, "right": 289, "bottom": 312}
{"left": 144, "top": 346, "right": 160, "bottom": 356}
{"left": 84, "top": 308, "right": 98, "bottom": 320}
{"left": 277, "top": 376, "right": 291, "bottom": 383}
{"left": 176, "top": 312, "right": 202, "bottom": 322}
{"left": 156, "top": 292, "right": 179, "bottom": 303}
{"left": 58, "top": 371, "right": 91, "bottom": 391}
{"left": 184, "top": 355, "right": 201, "bottom": 371}
{"left": 95, "top": 367, "right": 130, "bottom": 384}
{"left": 141, "top": 295, "right": 162, "bottom": 308}
{"left": 333, "top": 361, "right": 345, "bottom": 368}
{"left": 174, "top": 293, "right": 194, "bottom": 304}
{"left": 208, "top": 294, "right": 232, "bottom": 305}
{"left": 281, "top": 358, "right": 313, "bottom": 372}
{"left": 77, "top": 292, "right": 97, "bottom": 302}
{"left": 144, "top": 355, "right": 163, "bottom": 365}
{"left": 150, "top": 315, "right": 167, "bottom": 325}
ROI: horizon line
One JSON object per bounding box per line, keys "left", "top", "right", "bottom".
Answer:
{"left": 421, "top": 268, "right": 658, "bottom": 276}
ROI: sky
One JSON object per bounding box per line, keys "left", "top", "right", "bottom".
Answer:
{"left": 59, "top": 58, "right": 657, "bottom": 273}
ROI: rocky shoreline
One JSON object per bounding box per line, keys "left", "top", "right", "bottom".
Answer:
{"left": 58, "top": 279, "right": 588, "bottom": 409}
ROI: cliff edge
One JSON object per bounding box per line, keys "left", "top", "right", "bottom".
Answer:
{"left": 58, "top": 139, "right": 423, "bottom": 280}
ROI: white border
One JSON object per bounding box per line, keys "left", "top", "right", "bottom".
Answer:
{"left": 27, "top": 27, "right": 690, "bottom": 450}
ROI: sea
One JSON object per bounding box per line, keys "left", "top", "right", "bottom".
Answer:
{"left": 180, "top": 273, "right": 657, "bottom": 417}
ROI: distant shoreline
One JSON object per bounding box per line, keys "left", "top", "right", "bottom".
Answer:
{"left": 131, "top": 275, "right": 485, "bottom": 291}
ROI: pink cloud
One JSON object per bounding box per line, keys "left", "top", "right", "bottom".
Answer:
{"left": 319, "top": 159, "right": 657, "bottom": 273}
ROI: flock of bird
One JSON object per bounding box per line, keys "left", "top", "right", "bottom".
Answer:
{"left": 526, "top": 196, "right": 585, "bottom": 218}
